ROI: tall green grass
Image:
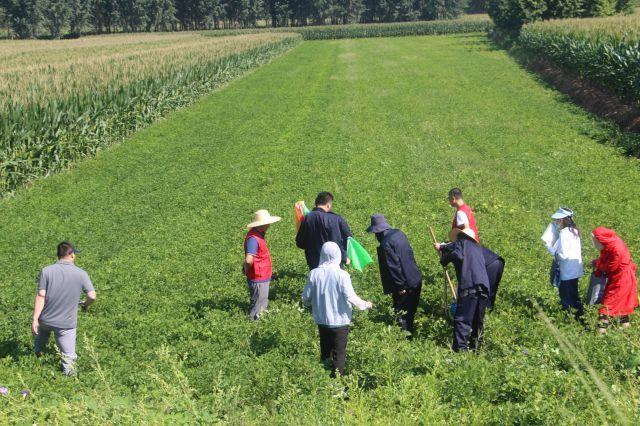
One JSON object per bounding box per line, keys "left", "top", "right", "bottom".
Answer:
{"left": 519, "top": 15, "right": 640, "bottom": 106}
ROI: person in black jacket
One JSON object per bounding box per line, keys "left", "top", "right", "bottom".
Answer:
{"left": 366, "top": 214, "right": 422, "bottom": 338}
{"left": 435, "top": 228, "right": 489, "bottom": 352}
{"left": 296, "top": 192, "right": 352, "bottom": 270}
{"left": 482, "top": 246, "right": 505, "bottom": 309}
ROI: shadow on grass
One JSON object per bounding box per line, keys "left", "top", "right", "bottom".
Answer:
{"left": 487, "top": 36, "right": 640, "bottom": 157}
{"left": 250, "top": 330, "right": 280, "bottom": 356}
{"left": 453, "top": 34, "right": 502, "bottom": 52}
{"left": 366, "top": 267, "right": 455, "bottom": 349}
{"left": 0, "top": 338, "right": 26, "bottom": 361}
{"left": 190, "top": 297, "right": 249, "bottom": 318}
{"left": 270, "top": 267, "right": 307, "bottom": 303}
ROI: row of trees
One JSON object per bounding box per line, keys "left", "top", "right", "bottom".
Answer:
{"left": 487, "top": 0, "right": 635, "bottom": 36}
{"left": 0, "top": 0, "right": 472, "bottom": 38}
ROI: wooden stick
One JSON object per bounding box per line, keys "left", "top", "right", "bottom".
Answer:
{"left": 429, "top": 226, "right": 457, "bottom": 300}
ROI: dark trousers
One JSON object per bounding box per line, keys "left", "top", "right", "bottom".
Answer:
{"left": 391, "top": 284, "right": 422, "bottom": 336}
{"left": 486, "top": 259, "right": 504, "bottom": 309}
{"left": 453, "top": 286, "right": 489, "bottom": 352}
{"left": 559, "top": 278, "right": 584, "bottom": 317}
{"left": 318, "top": 325, "right": 349, "bottom": 377}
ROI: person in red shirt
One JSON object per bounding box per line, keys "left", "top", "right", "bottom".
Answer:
{"left": 244, "top": 210, "right": 281, "bottom": 320}
{"left": 448, "top": 188, "right": 479, "bottom": 242}
{"left": 591, "top": 227, "right": 638, "bottom": 333}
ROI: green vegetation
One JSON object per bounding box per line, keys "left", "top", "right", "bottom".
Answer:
{"left": 519, "top": 14, "right": 640, "bottom": 105}
{"left": 205, "top": 16, "right": 492, "bottom": 40}
{"left": 0, "top": 32, "right": 300, "bottom": 197}
{"left": 1, "top": 34, "right": 640, "bottom": 423}
{"left": 0, "top": 17, "right": 492, "bottom": 198}
{"left": 487, "top": 0, "right": 635, "bottom": 37}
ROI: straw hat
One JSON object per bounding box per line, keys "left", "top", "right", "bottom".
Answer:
{"left": 247, "top": 210, "right": 281, "bottom": 229}
{"left": 448, "top": 227, "right": 477, "bottom": 243}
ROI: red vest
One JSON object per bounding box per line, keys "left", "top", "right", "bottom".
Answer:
{"left": 452, "top": 204, "right": 480, "bottom": 242}
{"left": 244, "top": 229, "right": 272, "bottom": 281}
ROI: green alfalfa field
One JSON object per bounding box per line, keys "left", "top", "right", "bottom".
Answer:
{"left": 1, "top": 34, "right": 640, "bottom": 423}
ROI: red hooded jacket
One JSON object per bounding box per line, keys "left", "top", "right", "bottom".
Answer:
{"left": 593, "top": 227, "right": 638, "bottom": 316}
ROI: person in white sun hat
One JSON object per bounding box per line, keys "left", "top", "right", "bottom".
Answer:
{"left": 541, "top": 207, "right": 584, "bottom": 320}
{"left": 243, "top": 210, "right": 281, "bottom": 320}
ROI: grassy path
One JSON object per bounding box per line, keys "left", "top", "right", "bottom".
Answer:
{"left": 1, "top": 35, "right": 639, "bottom": 422}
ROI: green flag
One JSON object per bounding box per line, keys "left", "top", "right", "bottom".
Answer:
{"left": 347, "top": 237, "right": 373, "bottom": 272}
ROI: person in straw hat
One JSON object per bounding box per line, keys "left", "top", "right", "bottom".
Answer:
{"left": 243, "top": 209, "right": 281, "bottom": 320}
{"left": 434, "top": 228, "right": 489, "bottom": 352}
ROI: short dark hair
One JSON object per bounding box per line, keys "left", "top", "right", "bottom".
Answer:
{"left": 315, "top": 192, "right": 334, "bottom": 206}
{"left": 57, "top": 242, "right": 75, "bottom": 258}
{"left": 448, "top": 188, "right": 463, "bottom": 199}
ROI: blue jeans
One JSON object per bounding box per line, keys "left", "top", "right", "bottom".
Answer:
{"left": 559, "top": 278, "right": 584, "bottom": 317}
{"left": 453, "top": 286, "right": 489, "bottom": 352}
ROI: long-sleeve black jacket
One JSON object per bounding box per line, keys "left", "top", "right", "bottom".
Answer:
{"left": 376, "top": 229, "right": 422, "bottom": 295}
{"left": 296, "top": 208, "right": 352, "bottom": 269}
{"left": 482, "top": 246, "right": 504, "bottom": 268}
{"left": 440, "top": 238, "right": 489, "bottom": 291}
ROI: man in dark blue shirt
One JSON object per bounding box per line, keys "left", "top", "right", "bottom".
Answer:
{"left": 296, "top": 192, "right": 352, "bottom": 270}
{"left": 435, "top": 228, "right": 489, "bottom": 352}
{"left": 367, "top": 214, "right": 422, "bottom": 338}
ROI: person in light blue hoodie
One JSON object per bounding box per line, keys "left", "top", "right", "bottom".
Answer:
{"left": 302, "top": 242, "right": 372, "bottom": 377}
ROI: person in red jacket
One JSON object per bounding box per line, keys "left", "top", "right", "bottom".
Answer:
{"left": 448, "top": 188, "right": 480, "bottom": 242}
{"left": 591, "top": 227, "right": 638, "bottom": 333}
{"left": 244, "top": 210, "right": 281, "bottom": 320}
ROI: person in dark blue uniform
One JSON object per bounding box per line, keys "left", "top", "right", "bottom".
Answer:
{"left": 296, "top": 192, "right": 352, "bottom": 270}
{"left": 482, "top": 246, "right": 505, "bottom": 309}
{"left": 435, "top": 228, "right": 490, "bottom": 352}
{"left": 367, "top": 214, "right": 422, "bottom": 338}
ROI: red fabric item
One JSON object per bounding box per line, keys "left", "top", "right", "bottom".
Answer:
{"left": 593, "top": 227, "right": 638, "bottom": 317}
{"left": 452, "top": 204, "right": 480, "bottom": 242}
{"left": 244, "top": 229, "right": 272, "bottom": 282}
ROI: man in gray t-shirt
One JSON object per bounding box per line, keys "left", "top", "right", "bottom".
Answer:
{"left": 32, "top": 242, "right": 96, "bottom": 376}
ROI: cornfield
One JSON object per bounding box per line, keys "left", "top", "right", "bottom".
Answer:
{"left": 0, "top": 32, "right": 300, "bottom": 196}
{"left": 205, "top": 16, "right": 493, "bottom": 40}
{"left": 519, "top": 14, "right": 640, "bottom": 106}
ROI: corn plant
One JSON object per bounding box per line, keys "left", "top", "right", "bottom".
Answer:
{"left": 204, "top": 17, "right": 493, "bottom": 40}
{"left": 0, "top": 33, "right": 301, "bottom": 197}
{"left": 519, "top": 15, "right": 640, "bottom": 106}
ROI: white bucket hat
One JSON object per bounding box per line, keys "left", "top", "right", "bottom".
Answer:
{"left": 551, "top": 207, "right": 574, "bottom": 220}
{"left": 247, "top": 209, "right": 281, "bottom": 229}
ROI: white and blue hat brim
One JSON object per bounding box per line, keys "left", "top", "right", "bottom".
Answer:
{"left": 551, "top": 208, "right": 573, "bottom": 219}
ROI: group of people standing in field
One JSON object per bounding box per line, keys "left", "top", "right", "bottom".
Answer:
{"left": 242, "top": 189, "right": 508, "bottom": 376}
{"left": 542, "top": 207, "right": 639, "bottom": 333}
{"left": 30, "top": 190, "right": 638, "bottom": 378}
{"left": 242, "top": 190, "right": 639, "bottom": 378}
